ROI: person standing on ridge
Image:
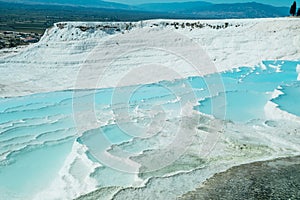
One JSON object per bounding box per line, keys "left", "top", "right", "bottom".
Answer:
{"left": 290, "top": 1, "right": 297, "bottom": 16}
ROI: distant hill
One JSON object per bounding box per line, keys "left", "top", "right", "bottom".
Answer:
{"left": 0, "top": 0, "right": 289, "bottom": 19}
{"left": 137, "top": 1, "right": 213, "bottom": 13}
{"left": 136, "top": 1, "right": 289, "bottom": 18}
{"left": 0, "top": 0, "right": 132, "bottom": 9}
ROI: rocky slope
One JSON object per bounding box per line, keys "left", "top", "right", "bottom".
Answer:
{"left": 0, "top": 18, "right": 299, "bottom": 97}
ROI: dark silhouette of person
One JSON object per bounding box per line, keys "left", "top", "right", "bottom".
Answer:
{"left": 290, "top": 1, "right": 297, "bottom": 16}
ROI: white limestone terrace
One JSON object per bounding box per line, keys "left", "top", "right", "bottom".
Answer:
{"left": 0, "top": 17, "right": 299, "bottom": 98}
{"left": 0, "top": 17, "right": 300, "bottom": 200}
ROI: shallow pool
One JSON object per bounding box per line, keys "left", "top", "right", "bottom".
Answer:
{"left": 0, "top": 60, "right": 299, "bottom": 199}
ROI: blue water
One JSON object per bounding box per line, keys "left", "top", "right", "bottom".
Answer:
{"left": 0, "top": 60, "right": 299, "bottom": 199}
{"left": 196, "top": 61, "right": 300, "bottom": 121}
{"left": 272, "top": 82, "right": 300, "bottom": 117}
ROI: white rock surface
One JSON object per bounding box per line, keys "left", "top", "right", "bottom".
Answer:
{"left": 0, "top": 18, "right": 299, "bottom": 98}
